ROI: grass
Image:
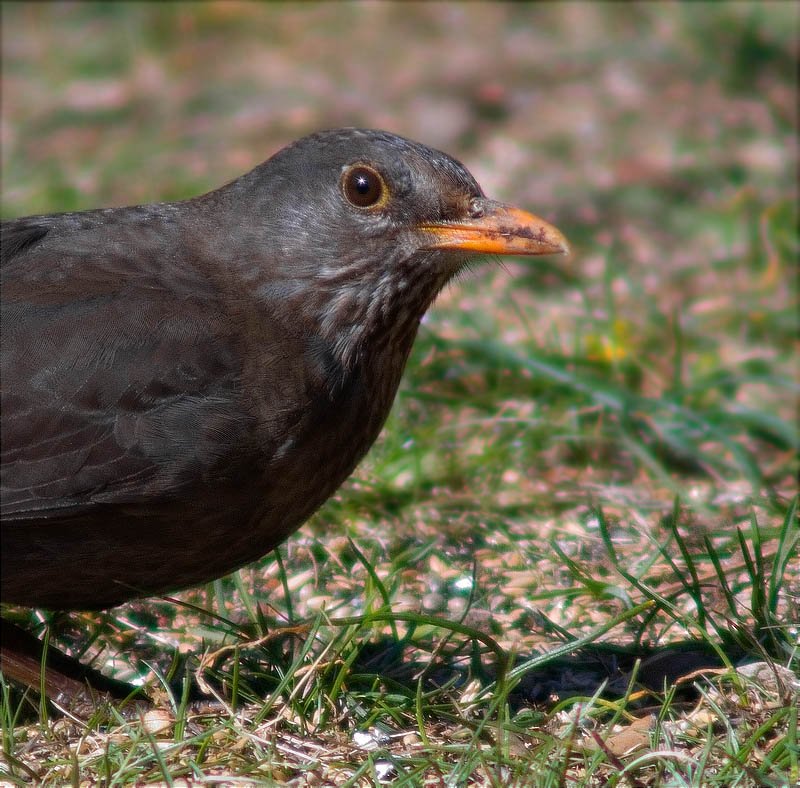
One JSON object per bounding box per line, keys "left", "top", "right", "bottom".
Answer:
{"left": 1, "top": 2, "right": 798, "bottom": 785}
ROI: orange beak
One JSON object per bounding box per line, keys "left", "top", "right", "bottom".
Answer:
{"left": 420, "top": 199, "right": 569, "bottom": 257}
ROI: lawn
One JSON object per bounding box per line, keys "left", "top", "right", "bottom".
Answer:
{"left": 1, "top": 2, "right": 797, "bottom": 785}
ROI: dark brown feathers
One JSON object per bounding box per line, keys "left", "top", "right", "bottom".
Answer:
{"left": 1, "top": 128, "right": 567, "bottom": 610}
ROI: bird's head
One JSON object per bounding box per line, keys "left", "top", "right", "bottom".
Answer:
{"left": 211, "top": 128, "right": 569, "bottom": 365}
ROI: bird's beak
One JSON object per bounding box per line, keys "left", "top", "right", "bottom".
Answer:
{"left": 419, "top": 198, "right": 569, "bottom": 257}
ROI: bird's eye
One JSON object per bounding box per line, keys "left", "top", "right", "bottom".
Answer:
{"left": 342, "top": 165, "right": 386, "bottom": 209}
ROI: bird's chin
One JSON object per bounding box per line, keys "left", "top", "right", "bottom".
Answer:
{"left": 412, "top": 248, "right": 469, "bottom": 290}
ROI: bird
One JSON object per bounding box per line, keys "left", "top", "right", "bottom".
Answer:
{"left": 1, "top": 128, "right": 568, "bottom": 698}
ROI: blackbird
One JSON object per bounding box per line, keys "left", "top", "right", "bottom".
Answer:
{"left": 1, "top": 128, "right": 567, "bottom": 694}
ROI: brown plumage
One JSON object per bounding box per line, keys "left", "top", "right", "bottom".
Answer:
{"left": 1, "top": 128, "right": 567, "bottom": 615}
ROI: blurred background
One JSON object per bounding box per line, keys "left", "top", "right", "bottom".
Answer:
{"left": 3, "top": 2, "right": 795, "bottom": 221}
{"left": 1, "top": 3, "right": 797, "bottom": 780}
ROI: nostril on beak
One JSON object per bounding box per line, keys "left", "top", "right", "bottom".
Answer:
{"left": 468, "top": 197, "right": 485, "bottom": 219}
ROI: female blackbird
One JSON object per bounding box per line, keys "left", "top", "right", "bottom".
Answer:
{"left": 1, "top": 129, "right": 567, "bottom": 614}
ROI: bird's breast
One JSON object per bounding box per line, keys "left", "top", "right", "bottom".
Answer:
{"left": 244, "top": 328, "right": 413, "bottom": 540}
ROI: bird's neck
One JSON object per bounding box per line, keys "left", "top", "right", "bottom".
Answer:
{"left": 308, "top": 251, "right": 451, "bottom": 375}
